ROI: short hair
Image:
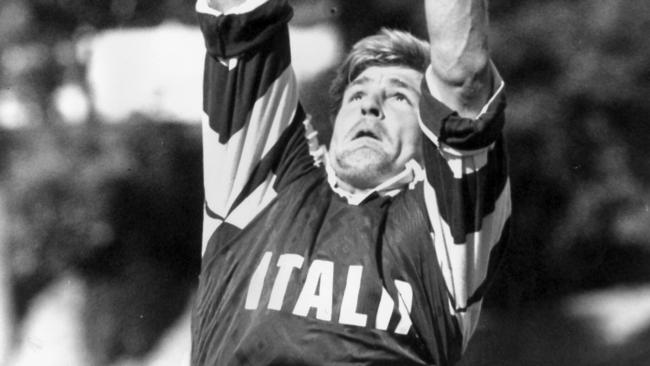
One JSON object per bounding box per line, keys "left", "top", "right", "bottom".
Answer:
{"left": 328, "top": 28, "right": 430, "bottom": 121}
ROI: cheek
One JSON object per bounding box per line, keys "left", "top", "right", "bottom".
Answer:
{"left": 330, "top": 112, "right": 351, "bottom": 148}
{"left": 393, "top": 115, "right": 422, "bottom": 154}
{"left": 405, "top": 118, "right": 422, "bottom": 142}
{"left": 389, "top": 109, "right": 420, "bottom": 140}
{"left": 330, "top": 117, "right": 344, "bottom": 145}
{"left": 396, "top": 129, "right": 422, "bottom": 163}
{"left": 399, "top": 128, "right": 421, "bottom": 152}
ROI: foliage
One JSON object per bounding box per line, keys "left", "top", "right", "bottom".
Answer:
{"left": 1, "top": 121, "right": 203, "bottom": 362}
{"left": 491, "top": 0, "right": 650, "bottom": 301}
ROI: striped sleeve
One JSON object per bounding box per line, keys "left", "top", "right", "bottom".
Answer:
{"left": 196, "top": 0, "right": 317, "bottom": 254}
{"left": 418, "top": 63, "right": 511, "bottom": 351}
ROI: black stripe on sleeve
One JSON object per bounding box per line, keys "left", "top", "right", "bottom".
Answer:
{"left": 419, "top": 78, "right": 506, "bottom": 151}
{"left": 205, "top": 201, "right": 224, "bottom": 221}
{"left": 197, "top": 0, "right": 293, "bottom": 59}
{"left": 203, "top": 24, "right": 292, "bottom": 144}
{"left": 424, "top": 137, "right": 509, "bottom": 244}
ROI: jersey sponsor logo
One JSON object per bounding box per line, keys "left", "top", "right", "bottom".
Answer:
{"left": 245, "top": 251, "right": 413, "bottom": 334}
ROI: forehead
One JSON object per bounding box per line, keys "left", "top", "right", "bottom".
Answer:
{"left": 348, "top": 65, "right": 423, "bottom": 92}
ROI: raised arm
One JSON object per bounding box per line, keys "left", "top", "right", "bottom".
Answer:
{"left": 419, "top": 0, "right": 511, "bottom": 352}
{"left": 197, "top": 0, "right": 317, "bottom": 255}
{"left": 425, "top": 0, "right": 492, "bottom": 117}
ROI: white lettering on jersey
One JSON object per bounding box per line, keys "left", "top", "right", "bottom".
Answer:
{"left": 338, "top": 265, "right": 368, "bottom": 327}
{"left": 245, "top": 251, "right": 273, "bottom": 310}
{"left": 394, "top": 280, "right": 414, "bottom": 335}
{"left": 292, "top": 259, "right": 334, "bottom": 321}
{"left": 375, "top": 287, "right": 394, "bottom": 331}
{"left": 268, "top": 253, "right": 304, "bottom": 310}
{"left": 244, "top": 253, "right": 414, "bottom": 334}
{"left": 374, "top": 284, "right": 413, "bottom": 334}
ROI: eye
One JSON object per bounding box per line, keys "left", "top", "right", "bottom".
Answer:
{"left": 391, "top": 92, "right": 411, "bottom": 104}
{"left": 349, "top": 92, "right": 363, "bottom": 102}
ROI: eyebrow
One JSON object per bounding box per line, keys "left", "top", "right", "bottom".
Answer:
{"left": 349, "top": 76, "right": 419, "bottom": 94}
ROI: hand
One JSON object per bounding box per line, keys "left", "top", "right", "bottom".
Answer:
{"left": 207, "top": 0, "right": 248, "bottom": 12}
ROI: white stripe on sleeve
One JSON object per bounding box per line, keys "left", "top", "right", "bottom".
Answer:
{"left": 202, "top": 66, "right": 298, "bottom": 219}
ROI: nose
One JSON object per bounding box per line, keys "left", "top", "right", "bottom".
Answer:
{"left": 361, "top": 95, "right": 383, "bottom": 119}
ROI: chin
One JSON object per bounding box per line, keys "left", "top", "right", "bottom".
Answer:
{"left": 333, "top": 150, "right": 395, "bottom": 190}
{"left": 337, "top": 169, "right": 386, "bottom": 190}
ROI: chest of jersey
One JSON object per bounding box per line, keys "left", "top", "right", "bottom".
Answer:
{"left": 192, "top": 174, "right": 448, "bottom": 365}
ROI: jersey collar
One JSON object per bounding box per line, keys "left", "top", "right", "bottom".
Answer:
{"left": 323, "top": 153, "right": 424, "bottom": 205}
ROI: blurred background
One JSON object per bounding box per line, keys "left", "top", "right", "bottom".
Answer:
{"left": 0, "top": 0, "right": 649, "bottom": 365}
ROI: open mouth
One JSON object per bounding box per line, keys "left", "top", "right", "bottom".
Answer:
{"left": 353, "top": 130, "right": 379, "bottom": 140}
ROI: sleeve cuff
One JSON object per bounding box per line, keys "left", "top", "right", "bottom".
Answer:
{"left": 196, "top": 0, "right": 293, "bottom": 58}
{"left": 419, "top": 61, "right": 507, "bottom": 154}
{"left": 424, "top": 61, "right": 504, "bottom": 120}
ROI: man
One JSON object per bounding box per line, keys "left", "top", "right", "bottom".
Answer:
{"left": 193, "top": 0, "right": 510, "bottom": 364}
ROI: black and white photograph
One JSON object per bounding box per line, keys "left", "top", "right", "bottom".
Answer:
{"left": 0, "top": 0, "right": 649, "bottom": 365}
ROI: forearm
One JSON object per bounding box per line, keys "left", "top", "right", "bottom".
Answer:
{"left": 425, "top": 0, "right": 491, "bottom": 117}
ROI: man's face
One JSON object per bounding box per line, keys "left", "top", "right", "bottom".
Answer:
{"left": 329, "top": 65, "right": 423, "bottom": 191}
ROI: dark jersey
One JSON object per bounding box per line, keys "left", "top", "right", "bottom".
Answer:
{"left": 192, "top": 0, "right": 511, "bottom": 365}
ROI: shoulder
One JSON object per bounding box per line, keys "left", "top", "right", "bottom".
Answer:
{"left": 384, "top": 185, "right": 431, "bottom": 244}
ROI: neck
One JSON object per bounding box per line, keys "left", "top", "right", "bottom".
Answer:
{"left": 324, "top": 155, "right": 425, "bottom": 205}
{"left": 335, "top": 178, "right": 372, "bottom": 195}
